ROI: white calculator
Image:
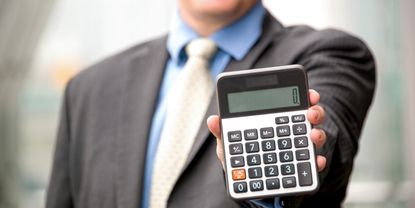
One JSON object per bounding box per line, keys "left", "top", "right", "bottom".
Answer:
{"left": 216, "top": 65, "right": 319, "bottom": 200}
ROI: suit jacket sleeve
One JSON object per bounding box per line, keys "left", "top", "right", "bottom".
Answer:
{"left": 46, "top": 79, "right": 74, "bottom": 208}
{"left": 282, "top": 29, "right": 376, "bottom": 207}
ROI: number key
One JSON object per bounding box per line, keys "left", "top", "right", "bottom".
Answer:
{"left": 281, "top": 164, "right": 295, "bottom": 175}
{"left": 234, "top": 182, "right": 247, "bottom": 193}
{"left": 261, "top": 140, "right": 276, "bottom": 151}
{"left": 277, "top": 138, "right": 292, "bottom": 149}
{"left": 245, "top": 142, "right": 259, "bottom": 153}
{"left": 263, "top": 153, "right": 277, "bottom": 164}
{"left": 279, "top": 151, "right": 293, "bottom": 162}
{"left": 250, "top": 180, "right": 264, "bottom": 191}
{"left": 248, "top": 167, "right": 262, "bottom": 178}
{"left": 264, "top": 165, "right": 279, "bottom": 177}
{"left": 247, "top": 154, "right": 261, "bottom": 166}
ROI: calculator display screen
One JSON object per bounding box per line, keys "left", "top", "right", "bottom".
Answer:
{"left": 227, "top": 86, "right": 300, "bottom": 113}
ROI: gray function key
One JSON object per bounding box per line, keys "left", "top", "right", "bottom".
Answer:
{"left": 276, "top": 125, "right": 290, "bottom": 137}
{"left": 295, "top": 149, "right": 310, "bottom": 160}
{"left": 230, "top": 156, "right": 245, "bottom": 167}
{"left": 293, "top": 124, "right": 307, "bottom": 135}
{"left": 275, "top": 116, "right": 289, "bottom": 124}
{"left": 292, "top": 114, "right": 305, "bottom": 122}
{"left": 244, "top": 129, "right": 258, "bottom": 140}
{"left": 282, "top": 177, "right": 296, "bottom": 188}
{"left": 266, "top": 178, "right": 280, "bottom": 190}
{"left": 294, "top": 136, "right": 308, "bottom": 148}
{"left": 229, "top": 143, "right": 243, "bottom": 155}
{"left": 228, "top": 131, "right": 242, "bottom": 142}
{"left": 297, "top": 162, "right": 313, "bottom": 186}
{"left": 260, "top": 127, "right": 274, "bottom": 139}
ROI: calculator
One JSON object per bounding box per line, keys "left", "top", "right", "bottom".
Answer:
{"left": 216, "top": 65, "right": 319, "bottom": 200}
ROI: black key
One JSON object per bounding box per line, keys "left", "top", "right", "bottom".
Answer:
{"left": 296, "top": 149, "right": 310, "bottom": 160}
{"left": 281, "top": 164, "right": 295, "bottom": 175}
{"left": 248, "top": 167, "right": 262, "bottom": 178}
{"left": 263, "top": 153, "right": 277, "bottom": 164}
{"left": 275, "top": 116, "right": 289, "bottom": 124}
{"left": 297, "top": 162, "right": 313, "bottom": 186}
{"left": 234, "top": 182, "right": 247, "bottom": 193}
{"left": 264, "top": 165, "right": 278, "bottom": 177}
{"left": 279, "top": 151, "right": 294, "bottom": 162}
{"left": 249, "top": 180, "right": 264, "bottom": 191}
{"left": 230, "top": 156, "right": 245, "bottom": 167}
{"left": 260, "top": 127, "right": 274, "bottom": 139}
{"left": 261, "top": 140, "right": 276, "bottom": 151}
{"left": 292, "top": 114, "right": 305, "bottom": 122}
{"left": 247, "top": 154, "right": 261, "bottom": 166}
{"left": 245, "top": 142, "right": 259, "bottom": 153}
{"left": 277, "top": 138, "right": 292, "bottom": 149}
{"left": 266, "top": 178, "right": 280, "bottom": 190}
{"left": 229, "top": 143, "right": 243, "bottom": 155}
{"left": 282, "top": 177, "right": 297, "bottom": 188}
{"left": 228, "top": 131, "right": 242, "bottom": 142}
{"left": 244, "top": 129, "right": 258, "bottom": 140}
{"left": 276, "top": 125, "right": 290, "bottom": 137}
{"left": 293, "top": 124, "right": 307, "bottom": 135}
{"left": 294, "top": 136, "right": 308, "bottom": 148}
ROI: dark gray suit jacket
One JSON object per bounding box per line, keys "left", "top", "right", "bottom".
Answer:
{"left": 46, "top": 12, "right": 376, "bottom": 208}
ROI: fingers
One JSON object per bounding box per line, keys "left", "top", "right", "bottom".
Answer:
{"left": 307, "top": 105, "right": 325, "bottom": 125}
{"left": 309, "top": 89, "right": 320, "bottom": 106}
{"left": 207, "top": 115, "right": 225, "bottom": 168}
{"left": 207, "top": 115, "right": 221, "bottom": 139}
{"left": 316, "top": 155, "right": 327, "bottom": 172}
{"left": 310, "top": 128, "right": 326, "bottom": 149}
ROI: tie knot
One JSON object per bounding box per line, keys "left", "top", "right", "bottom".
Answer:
{"left": 185, "top": 38, "right": 217, "bottom": 60}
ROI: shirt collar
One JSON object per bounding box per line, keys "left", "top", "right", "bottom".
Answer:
{"left": 167, "top": 1, "right": 265, "bottom": 64}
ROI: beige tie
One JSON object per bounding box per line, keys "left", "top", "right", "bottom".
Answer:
{"left": 150, "top": 38, "right": 217, "bottom": 208}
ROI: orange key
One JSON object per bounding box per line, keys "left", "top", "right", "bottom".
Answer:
{"left": 232, "top": 169, "right": 246, "bottom": 180}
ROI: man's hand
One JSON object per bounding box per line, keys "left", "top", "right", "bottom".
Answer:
{"left": 207, "top": 89, "right": 327, "bottom": 172}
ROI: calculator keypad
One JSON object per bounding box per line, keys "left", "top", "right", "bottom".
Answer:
{"left": 222, "top": 111, "right": 318, "bottom": 199}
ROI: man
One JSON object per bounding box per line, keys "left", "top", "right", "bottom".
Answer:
{"left": 46, "top": 0, "right": 375, "bottom": 207}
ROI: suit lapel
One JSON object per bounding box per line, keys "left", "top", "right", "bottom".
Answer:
{"left": 115, "top": 36, "right": 168, "bottom": 208}
{"left": 183, "top": 12, "right": 285, "bottom": 173}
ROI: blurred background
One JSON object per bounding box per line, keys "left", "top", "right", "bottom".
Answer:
{"left": 0, "top": 0, "right": 414, "bottom": 207}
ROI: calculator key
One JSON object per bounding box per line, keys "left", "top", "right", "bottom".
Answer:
{"left": 245, "top": 142, "right": 259, "bottom": 153}
{"left": 250, "top": 180, "right": 264, "bottom": 191}
{"left": 293, "top": 124, "right": 307, "bottom": 135}
{"left": 229, "top": 143, "right": 243, "bottom": 155}
{"left": 266, "top": 178, "right": 280, "bottom": 190}
{"left": 296, "top": 149, "right": 310, "bottom": 160}
{"left": 230, "top": 156, "right": 245, "bottom": 167}
{"left": 276, "top": 125, "right": 290, "bottom": 137}
{"left": 263, "top": 153, "right": 277, "bottom": 164}
{"left": 264, "top": 165, "right": 279, "bottom": 177}
{"left": 282, "top": 177, "right": 297, "bottom": 188}
{"left": 244, "top": 129, "right": 258, "bottom": 140}
{"left": 261, "top": 140, "right": 276, "bottom": 151}
{"left": 281, "top": 164, "right": 295, "bottom": 175}
{"left": 292, "top": 114, "right": 305, "bottom": 122}
{"left": 275, "top": 116, "right": 289, "bottom": 124}
{"left": 247, "top": 154, "right": 261, "bottom": 166}
{"left": 234, "top": 182, "right": 247, "bottom": 193}
{"left": 232, "top": 169, "right": 246, "bottom": 180}
{"left": 277, "top": 138, "right": 292, "bottom": 149}
{"left": 228, "top": 131, "right": 242, "bottom": 142}
{"left": 260, "top": 127, "right": 274, "bottom": 139}
{"left": 279, "top": 151, "right": 294, "bottom": 162}
{"left": 248, "top": 167, "right": 262, "bottom": 178}
{"left": 297, "top": 162, "right": 313, "bottom": 186}
{"left": 294, "top": 136, "right": 308, "bottom": 148}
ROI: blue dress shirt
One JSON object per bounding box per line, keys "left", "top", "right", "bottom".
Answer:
{"left": 142, "top": 2, "right": 281, "bottom": 208}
